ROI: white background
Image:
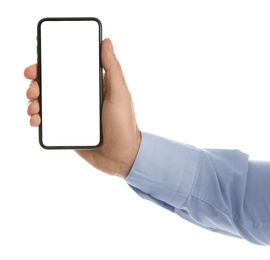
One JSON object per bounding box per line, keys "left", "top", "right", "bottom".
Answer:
{"left": 1, "top": 0, "right": 270, "bottom": 259}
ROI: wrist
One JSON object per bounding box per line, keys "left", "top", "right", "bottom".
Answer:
{"left": 117, "top": 130, "right": 142, "bottom": 179}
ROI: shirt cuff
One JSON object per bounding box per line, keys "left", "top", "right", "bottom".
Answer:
{"left": 125, "top": 131, "right": 201, "bottom": 209}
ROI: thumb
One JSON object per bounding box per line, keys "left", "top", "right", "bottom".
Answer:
{"left": 101, "top": 38, "right": 127, "bottom": 95}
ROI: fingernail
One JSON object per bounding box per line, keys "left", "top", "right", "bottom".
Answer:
{"left": 108, "top": 39, "right": 114, "bottom": 54}
{"left": 28, "top": 80, "right": 33, "bottom": 88}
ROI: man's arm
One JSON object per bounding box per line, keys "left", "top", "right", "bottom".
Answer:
{"left": 125, "top": 132, "right": 270, "bottom": 246}
{"left": 26, "top": 38, "right": 270, "bottom": 246}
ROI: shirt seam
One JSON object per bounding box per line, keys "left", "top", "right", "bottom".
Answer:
{"left": 189, "top": 193, "right": 270, "bottom": 230}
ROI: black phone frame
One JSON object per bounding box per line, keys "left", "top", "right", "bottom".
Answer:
{"left": 37, "top": 17, "right": 103, "bottom": 150}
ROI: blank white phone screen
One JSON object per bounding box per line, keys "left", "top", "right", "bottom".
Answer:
{"left": 40, "top": 20, "right": 100, "bottom": 147}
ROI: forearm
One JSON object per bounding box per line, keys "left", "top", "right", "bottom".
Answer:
{"left": 125, "top": 132, "right": 270, "bottom": 246}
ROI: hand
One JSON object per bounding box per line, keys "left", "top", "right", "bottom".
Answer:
{"left": 25, "top": 38, "right": 141, "bottom": 179}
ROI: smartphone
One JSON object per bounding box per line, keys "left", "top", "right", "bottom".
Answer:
{"left": 37, "top": 17, "right": 102, "bottom": 149}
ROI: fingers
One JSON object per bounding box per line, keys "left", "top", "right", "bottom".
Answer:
{"left": 27, "top": 100, "right": 39, "bottom": 116}
{"left": 30, "top": 114, "right": 41, "bottom": 127}
{"left": 26, "top": 81, "right": 40, "bottom": 100}
{"left": 26, "top": 74, "right": 41, "bottom": 127}
{"left": 101, "top": 38, "right": 121, "bottom": 74}
{"left": 101, "top": 38, "right": 128, "bottom": 98}
{"left": 24, "top": 64, "right": 37, "bottom": 80}
{"left": 102, "top": 73, "right": 107, "bottom": 95}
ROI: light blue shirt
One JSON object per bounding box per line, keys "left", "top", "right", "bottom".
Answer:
{"left": 125, "top": 132, "right": 270, "bottom": 246}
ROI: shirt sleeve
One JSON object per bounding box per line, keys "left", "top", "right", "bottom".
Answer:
{"left": 125, "top": 131, "right": 270, "bottom": 246}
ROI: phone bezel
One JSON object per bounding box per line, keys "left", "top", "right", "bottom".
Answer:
{"left": 37, "top": 17, "right": 103, "bottom": 150}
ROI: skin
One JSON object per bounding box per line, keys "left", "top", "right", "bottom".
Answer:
{"left": 24, "top": 38, "right": 141, "bottom": 179}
